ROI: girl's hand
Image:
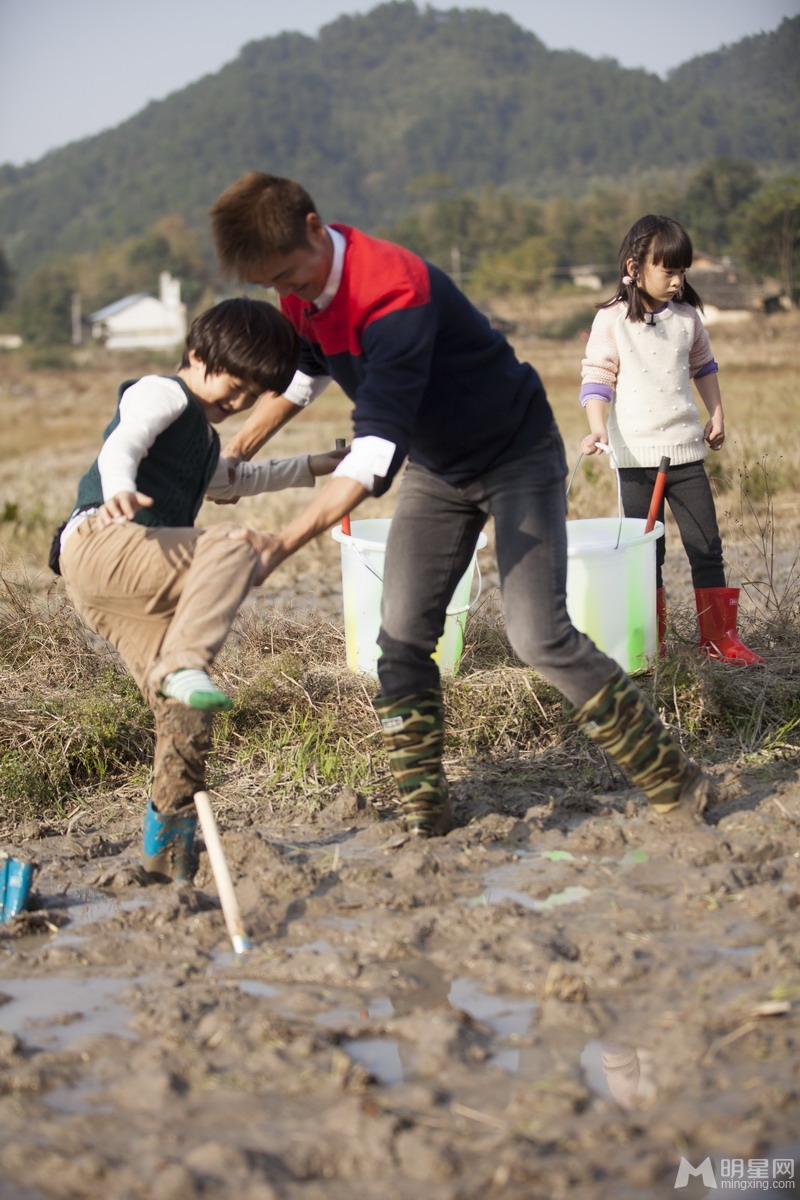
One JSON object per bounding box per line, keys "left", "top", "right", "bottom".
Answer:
{"left": 704, "top": 416, "right": 725, "bottom": 451}
{"left": 580, "top": 433, "right": 608, "bottom": 456}
{"left": 309, "top": 447, "right": 348, "bottom": 477}
{"left": 95, "top": 491, "right": 153, "bottom": 528}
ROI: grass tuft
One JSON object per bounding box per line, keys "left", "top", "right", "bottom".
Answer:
{"left": 2, "top": 320, "right": 799, "bottom": 832}
{"left": 2, "top": 568, "right": 798, "bottom": 836}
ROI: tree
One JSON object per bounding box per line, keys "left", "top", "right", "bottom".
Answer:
{"left": 122, "top": 217, "right": 209, "bottom": 305}
{"left": 681, "top": 156, "right": 761, "bottom": 254}
{"left": 17, "top": 261, "right": 77, "bottom": 344}
{"left": 471, "top": 235, "right": 557, "bottom": 298}
{"left": 70, "top": 215, "right": 211, "bottom": 313}
{"left": 0, "top": 245, "right": 15, "bottom": 310}
{"left": 736, "top": 177, "right": 800, "bottom": 302}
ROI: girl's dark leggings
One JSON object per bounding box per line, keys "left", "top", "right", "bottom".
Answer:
{"left": 619, "top": 460, "right": 725, "bottom": 590}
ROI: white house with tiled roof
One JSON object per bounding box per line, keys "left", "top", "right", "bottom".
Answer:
{"left": 88, "top": 272, "right": 186, "bottom": 351}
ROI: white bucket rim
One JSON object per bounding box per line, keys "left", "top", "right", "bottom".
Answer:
{"left": 332, "top": 519, "right": 488, "bottom": 554}
{"left": 566, "top": 517, "right": 664, "bottom": 555}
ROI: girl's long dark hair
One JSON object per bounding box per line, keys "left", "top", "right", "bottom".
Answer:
{"left": 600, "top": 214, "right": 704, "bottom": 323}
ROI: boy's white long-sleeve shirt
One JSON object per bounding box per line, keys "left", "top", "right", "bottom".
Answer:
{"left": 97, "top": 376, "right": 315, "bottom": 500}
{"left": 61, "top": 377, "right": 315, "bottom": 551}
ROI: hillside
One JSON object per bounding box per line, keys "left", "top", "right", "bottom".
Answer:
{"left": 0, "top": 2, "right": 797, "bottom": 277}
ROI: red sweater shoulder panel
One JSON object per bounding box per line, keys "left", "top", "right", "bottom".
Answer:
{"left": 281, "top": 225, "right": 431, "bottom": 357}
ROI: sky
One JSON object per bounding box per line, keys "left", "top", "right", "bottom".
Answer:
{"left": 1, "top": 0, "right": 798, "bottom": 166}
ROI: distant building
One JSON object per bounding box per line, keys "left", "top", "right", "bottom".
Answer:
{"left": 88, "top": 272, "right": 187, "bottom": 351}
{"left": 689, "top": 255, "right": 764, "bottom": 325}
{"left": 568, "top": 266, "right": 605, "bottom": 291}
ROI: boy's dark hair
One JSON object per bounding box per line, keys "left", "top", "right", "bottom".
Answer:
{"left": 180, "top": 298, "right": 299, "bottom": 395}
{"left": 601, "top": 214, "right": 704, "bottom": 322}
{"left": 210, "top": 173, "right": 320, "bottom": 278}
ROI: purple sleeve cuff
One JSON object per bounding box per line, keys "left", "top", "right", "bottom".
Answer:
{"left": 692, "top": 360, "right": 719, "bottom": 379}
{"left": 580, "top": 382, "right": 614, "bottom": 407}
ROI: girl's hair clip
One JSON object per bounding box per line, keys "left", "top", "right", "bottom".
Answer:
{"left": 622, "top": 275, "right": 634, "bottom": 285}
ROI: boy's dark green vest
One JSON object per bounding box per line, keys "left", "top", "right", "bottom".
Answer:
{"left": 74, "top": 377, "right": 220, "bottom": 527}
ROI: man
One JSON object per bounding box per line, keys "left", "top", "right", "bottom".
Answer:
{"left": 210, "top": 172, "right": 716, "bottom": 838}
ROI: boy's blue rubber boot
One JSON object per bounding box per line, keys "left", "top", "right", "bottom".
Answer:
{"left": 142, "top": 798, "right": 198, "bottom": 882}
{"left": 0, "top": 857, "right": 35, "bottom": 922}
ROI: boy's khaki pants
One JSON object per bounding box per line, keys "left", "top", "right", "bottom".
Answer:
{"left": 61, "top": 517, "right": 259, "bottom": 812}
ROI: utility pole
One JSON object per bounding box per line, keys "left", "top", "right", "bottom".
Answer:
{"left": 451, "top": 243, "right": 462, "bottom": 291}
{"left": 71, "top": 292, "right": 82, "bottom": 345}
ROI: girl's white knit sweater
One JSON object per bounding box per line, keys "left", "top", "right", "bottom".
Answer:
{"left": 580, "top": 300, "right": 715, "bottom": 469}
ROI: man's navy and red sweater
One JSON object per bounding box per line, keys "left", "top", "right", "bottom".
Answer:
{"left": 281, "top": 225, "right": 554, "bottom": 494}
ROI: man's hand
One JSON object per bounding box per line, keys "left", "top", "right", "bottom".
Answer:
{"left": 95, "top": 491, "right": 153, "bottom": 528}
{"left": 229, "top": 476, "right": 370, "bottom": 586}
{"left": 229, "top": 527, "right": 286, "bottom": 585}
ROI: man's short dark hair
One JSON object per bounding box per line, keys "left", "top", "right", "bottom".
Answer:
{"left": 181, "top": 297, "right": 299, "bottom": 395}
{"left": 210, "top": 173, "right": 320, "bottom": 279}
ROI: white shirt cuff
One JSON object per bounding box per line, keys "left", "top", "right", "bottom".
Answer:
{"left": 332, "top": 435, "right": 396, "bottom": 492}
{"left": 283, "top": 370, "right": 331, "bottom": 408}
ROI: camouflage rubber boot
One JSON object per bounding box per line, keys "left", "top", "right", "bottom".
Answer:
{"left": 571, "top": 666, "right": 716, "bottom": 820}
{"left": 373, "top": 689, "right": 453, "bottom": 838}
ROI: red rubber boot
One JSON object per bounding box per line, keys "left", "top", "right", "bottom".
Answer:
{"left": 656, "top": 587, "right": 667, "bottom": 657}
{"left": 695, "top": 587, "right": 764, "bottom": 665}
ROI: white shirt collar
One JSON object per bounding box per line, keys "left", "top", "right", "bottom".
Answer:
{"left": 313, "top": 226, "right": 345, "bottom": 312}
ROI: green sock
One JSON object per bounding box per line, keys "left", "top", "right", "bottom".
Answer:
{"left": 160, "top": 669, "right": 232, "bottom": 712}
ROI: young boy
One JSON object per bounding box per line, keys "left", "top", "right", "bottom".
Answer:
{"left": 209, "top": 174, "right": 718, "bottom": 839}
{"left": 56, "top": 297, "right": 342, "bottom": 881}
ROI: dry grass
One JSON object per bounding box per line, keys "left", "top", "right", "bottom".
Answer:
{"left": 1, "top": 572, "right": 798, "bottom": 835}
{"left": 2, "top": 310, "right": 799, "bottom": 606}
{"left": 1, "top": 310, "right": 799, "bottom": 831}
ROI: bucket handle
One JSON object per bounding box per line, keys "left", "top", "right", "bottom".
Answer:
{"left": 445, "top": 557, "right": 483, "bottom": 617}
{"left": 565, "top": 443, "right": 624, "bottom": 551}
{"left": 348, "top": 543, "right": 483, "bottom": 617}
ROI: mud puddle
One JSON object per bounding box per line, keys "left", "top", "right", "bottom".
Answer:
{"left": 0, "top": 775, "right": 798, "bottom": 1198}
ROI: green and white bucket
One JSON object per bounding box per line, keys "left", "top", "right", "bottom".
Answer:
{"left": 566, "top": 448, "right": 663, "bottom": 675}
{"left": 331, "top": 518, "right": 487, "bottom": 679}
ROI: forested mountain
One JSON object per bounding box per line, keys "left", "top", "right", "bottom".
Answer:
{"left": 0, "top": 3, "right": 797, "bottom": 278}
{"left": 669, "top": 15, "right": 800, "bottom": 111}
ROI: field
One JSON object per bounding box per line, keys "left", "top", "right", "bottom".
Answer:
{"left": 0, "top": 310, "right": 798, "bottom": 1199}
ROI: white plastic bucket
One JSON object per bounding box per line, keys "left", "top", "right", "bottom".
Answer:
{"left": 565, "top": 447, "right": 664, "bottom": 673}
{"left": 331, "top": 518, "right": 488, "bottom": 679}
{"left": 566, "top": 516, "right": 664, "bottom": 675}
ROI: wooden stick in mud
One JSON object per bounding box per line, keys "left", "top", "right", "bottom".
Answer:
{"left": 194, "top": 791, "right": 251, "bottom": 955}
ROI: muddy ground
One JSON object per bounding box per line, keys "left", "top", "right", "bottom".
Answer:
{"left": 0, "top": 753, "right": 798, "bottom": 1199}
{"left": 1, "top": 337, "right": 799, "bottom": 1198}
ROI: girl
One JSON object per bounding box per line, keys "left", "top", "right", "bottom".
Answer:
{"left": 579, "top": 214, "right": 762, "bottom": 665}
